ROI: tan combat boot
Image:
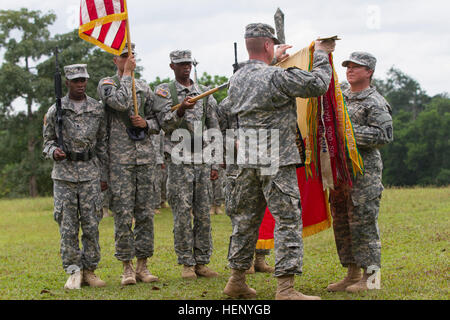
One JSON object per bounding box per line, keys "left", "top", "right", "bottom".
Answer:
{"left": 82, "top": 269, "right": 106, "bottom": 287}
{"left": 327, "top": 264, "right": 361, "bottom": 292}
{"left": 136, "top": 258, "right": 159, "bottom": 283}
{"left": 195, "top": 264, "right": 219, "bottom": 278}
{"left": 275, "top": 275, "right": 321, "bottom": 300}
{"left": 121, "top": 261, "right": 136, "bottom": 286}
{"left": 182, "top": 265, "right": 197, "bottom": 280}
{"left": 64, "top": 269, "right": 82, "bottom": 290}
{"left": 254, "top": 254, "right": 274, "bottom": 273}
{"left": 223, "top": 269, "right": 257, "bottom": 299}
{"left": 346, "top": 268, "right": 380, "bottom": 293}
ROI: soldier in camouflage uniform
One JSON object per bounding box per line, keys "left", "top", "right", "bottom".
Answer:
{"left": 97, "top": 44, "right": 161, "bottom": 286}
{"left": 154, "top": 50, "right": 220, "bottom": 280}
{"left": 223, "top": 23, "right": 335, "bottom": 300}
{"left": 43, "top": 64, "right": 108, "bottom": 289}
{"left": 216, "top": 96, "right": 274, "bottom": 274}
{"left": 327, "top": 52, "right": 393, "bottom": 293}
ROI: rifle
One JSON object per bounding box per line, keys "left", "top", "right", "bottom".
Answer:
{"left": 54, "top": 47, "right": 64, "bottom": 151}
{"left": 232, "top": 42, "right": 239, "bottom": 74}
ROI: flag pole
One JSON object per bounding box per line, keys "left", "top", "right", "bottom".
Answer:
{"left": 124, "top": 0, "right": 139, "bottom": 116}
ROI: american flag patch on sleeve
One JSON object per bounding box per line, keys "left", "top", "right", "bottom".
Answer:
{"left": 156, "top": 88, "right": 169, "bottom": 98}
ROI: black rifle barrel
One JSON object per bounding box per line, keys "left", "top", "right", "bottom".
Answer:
{"left": 233, "top": 42, "right": 239, "bottom": 74}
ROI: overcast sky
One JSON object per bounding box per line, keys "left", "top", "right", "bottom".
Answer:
{"left": 2, "top": 0, "right": 450, "bottom": 112}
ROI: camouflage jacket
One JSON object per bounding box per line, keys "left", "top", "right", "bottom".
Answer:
{"left": 97, "top": 74, "right": 161, "bottom": 165}
{"left": 344, "top": 85, "right": 393, "bottom": 204}
{"left": 215, "top": 96, "right": 239, "bottom": 175}
{"left": 228, "top": 50, "right": 332, "bottom": 168}
{"left": 43, "top": 95, "right": 108, "bottom": 182}
{"left": 154, "top": 79, "right": 221, "bottom": 169}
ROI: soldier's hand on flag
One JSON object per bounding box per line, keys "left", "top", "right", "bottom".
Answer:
{"left": 53, "top": 148, "right": 67, "bottom": 161}
{"left": 275, "top": 44, "right": 292, "bottom": 62}
{"left": 315, "top": 39, "right": 336, "bottom": 54}
{"left": 130, "top": 115, "right": 148, "bottom": 128}
{"left": 210, "top": 169, "right": 219, "bottom": 181}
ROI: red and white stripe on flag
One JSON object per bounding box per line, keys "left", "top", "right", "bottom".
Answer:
{"left": 79, "top": 0, "right": 128, "bottom": 55}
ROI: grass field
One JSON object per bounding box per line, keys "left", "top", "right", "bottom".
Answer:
{"left": 0, "top": 187, "right": 448, "bottom": 300}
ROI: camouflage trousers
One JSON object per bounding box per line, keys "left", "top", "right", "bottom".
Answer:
{"left": 330, "top": 184, "right": 382, "bottom": 269}
{"left": 211, "top": 166, "right": 224, "bottom": 206}
{"left": 226, "top": 165, "right": 303, "bottom": 277}
{"left": 109, "top": 163, "right": 158, "bottom": 261}
{"left": 160, "top": 156, "right": 168, "bottom": 203}
{"left": 167, "top": 160, "right": 213, "bottom": 266}
{"left": 53, "top": 179, "right": 102, "bottom": 273}
{"left": 152, "top": 164, "right": 162, "bottom": 209}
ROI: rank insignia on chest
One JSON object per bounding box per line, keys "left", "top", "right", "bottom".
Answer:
{"left": 156, "top": 88, "right": 169, "bottom": 98}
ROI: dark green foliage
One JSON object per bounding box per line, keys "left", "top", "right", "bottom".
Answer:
{"left": 197, "top": 72, "right": 229, "bottom": 103}
{"left": 376, "top": 69, "right": 449, "bottom": 186}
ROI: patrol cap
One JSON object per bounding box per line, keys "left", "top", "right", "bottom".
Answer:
{"left": 120, "top": 43, "right": 136, "bottom": 56}
{"left": 64, "top": 64, "right": 89, "bottom": 80}
{"left": 342, "top": 51, "right": 377, "bottom": 70}
{"left": 170, "top": 50, "right": 193, "bottom": 64}
{"left": 244, "top": 23, "right": 281, "bottom": 45}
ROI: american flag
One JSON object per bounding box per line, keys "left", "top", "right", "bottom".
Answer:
{"left": 79, "top": 0, "right": 128, "bottom": 55}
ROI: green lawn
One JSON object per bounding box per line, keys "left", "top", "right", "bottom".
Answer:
{"left": 0, "top": 187, "right": 448, "bottom": 300}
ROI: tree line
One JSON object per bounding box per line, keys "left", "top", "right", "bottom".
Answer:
{"left": 0, "top": 9, "right": 448, "bottom": 198}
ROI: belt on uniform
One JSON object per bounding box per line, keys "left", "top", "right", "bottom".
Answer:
{"left": 66, "top": 150, "right": 95, "bottom": 161}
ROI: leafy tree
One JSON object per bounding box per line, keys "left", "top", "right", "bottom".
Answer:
{"left": 403, "top": 96, "right": 450, "bottom": 185}
{"left": 377, "top": 68, "right": 449, "bottom": 186}
{"left": 149, "top": 76, "right": 171, "bottom": 91}
{"left": 0, "top": 8, "right": 56, "bottom": 196}
{"left": 197, "top": 72, "right": 229, "bottom": 103}
{"left": 381, "top": 67, "right": 431, "bottom": 119}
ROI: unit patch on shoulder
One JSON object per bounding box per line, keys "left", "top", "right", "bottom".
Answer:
{"left": 156, "top": 88, "right": 169, "bottom": 98}
{"left": 102, "top": 79, "right": 116, "bottom": 86}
